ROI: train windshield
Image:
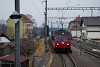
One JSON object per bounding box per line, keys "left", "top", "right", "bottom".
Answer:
{"left": 55, "top": 36, "right": 63, "bottom": 41}
{"left": 63, "top": 36, "right": 71, "bottom": 41}
{"left": 55, "top": 35, "right": 71, "bottom": 41}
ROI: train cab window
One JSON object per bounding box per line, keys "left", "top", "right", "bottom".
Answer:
{"left": 63, "top": 36, "right": 71, "bottom": 41}
{"left": 55, "top": 36, "right": 63, "bottom": 41}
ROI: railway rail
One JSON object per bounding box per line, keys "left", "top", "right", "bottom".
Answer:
{"left": 80, "top": 46, "right": 100, "bottom": 59}
{"left": 49, "top": 40, "right": 77, "bottom": 67}
{"left": 67, "top": 54, "right": 78, "bottom": 67}
{"left": 72, "top": 40, "right": 100, "bottom": 59}
{"left": 59, "top": 54, "right": 66, "bottom": 67}
{"left": 58, "top": 54, "right": 78, "bottom": 67}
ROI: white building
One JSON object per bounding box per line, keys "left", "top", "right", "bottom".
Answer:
{"left": 81, "top": 17, "right": 100, "bottom": 40}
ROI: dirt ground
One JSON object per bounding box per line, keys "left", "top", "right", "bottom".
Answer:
{"left": 28, "top": 39, "right": 45, "bottom": 67}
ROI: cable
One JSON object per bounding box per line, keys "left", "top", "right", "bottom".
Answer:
{"left": 37, "top": 0, "right": 45, "bottom": 13}
{"left": 31, "top": 0, "right": 44, "bottom": 17}
{"left": 66, "top": 0, "right": 68, "bottom": 6}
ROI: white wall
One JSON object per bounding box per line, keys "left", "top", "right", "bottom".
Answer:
{"left": 82, "top": 24, "right": 100, "bottom": 39}
{"left": 87, "top": 26, "right": 100, "bottom": 31}
{"left": 71, "top": 31, "right": 81, "bottom": 37}
{"left": 87, "top": 32, "right": 100, "bottom": 39}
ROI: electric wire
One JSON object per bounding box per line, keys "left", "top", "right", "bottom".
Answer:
{"left": 37, "top": 0, "right": 45, "bottom": 14}
{"left": 31, "top": 0, "right": 44, "bottom": 17}
{"left": 21, "top": 1, "right": 36, "bottom": 19}
{"left": 66, "top": 0, "right": 68, "bottom": 6}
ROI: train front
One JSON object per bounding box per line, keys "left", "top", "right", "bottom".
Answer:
{"left": 54, "top": 33, "right": 72, "bottom": 52}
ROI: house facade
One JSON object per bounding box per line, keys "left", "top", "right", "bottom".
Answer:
{"left": 68, "top": 15, "right": 82, "bottom": 38}
{"left": 6, "top": 14, "right": 33, "bottom": 39}
{"left": 81, "top": 17, "right": 100, "bottom": 40}
{"left": 6, "top": 18, "right": 24, "bottom": 39}
{"left": 21, "top": 14, "right": 33, "bottom": 38}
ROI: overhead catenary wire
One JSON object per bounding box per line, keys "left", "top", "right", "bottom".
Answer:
{"left": 66, "top": 0, "right": 69, "bottom": 6}
{"left": 37, "top": 0, "right": 45, "bottom": 14}
{"left": 31, "top": 0, "right": 44, "bottom": 17}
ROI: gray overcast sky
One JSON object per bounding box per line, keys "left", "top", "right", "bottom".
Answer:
{"left": 0, "top": 0, "right": 100, "bottom": 27}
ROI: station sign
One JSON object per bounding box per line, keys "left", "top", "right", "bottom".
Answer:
{"left": 10, "top": 11, "right": 21, "bottom": 23}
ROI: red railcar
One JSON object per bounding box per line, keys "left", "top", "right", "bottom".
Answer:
{"left": 52, "top": 29, "right": 72, "bottom": 52}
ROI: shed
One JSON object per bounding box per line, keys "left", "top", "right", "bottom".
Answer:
{"left": 0, "top": 32, "right": 15, "bottom": 56}
{"left": 0, "top": 54, "right": 29, "bottom": 67}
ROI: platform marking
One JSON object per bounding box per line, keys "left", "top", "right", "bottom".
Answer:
{"left": 92, "top": 49, "right": 100, "bottom": 52}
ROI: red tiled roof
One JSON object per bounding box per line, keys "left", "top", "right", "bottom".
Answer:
{"left": 74, "top": 15, "right": 82, "bottom": 22}
{"left": 0, "top": 54, "right": 28, "bottom": 63}
{"left": 20, "top": 14, "right": 33, "bottom": 23}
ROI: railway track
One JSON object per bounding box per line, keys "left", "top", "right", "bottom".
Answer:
{"left": 80, "top": 47, "right": 100, "bottom": 59}
{"left": 67, "top": 54, "right": 78, "bottom": 67}
{"left": 58, "top": 54, "right": 78, "bottom": 67}
{"left": 72, "top": 40, "right": 100, "bottom": 59}
{"left": 49, "top": 40, "right": 78, "bottom": 67}
{"left": 59, "top": 54, "right": 66, "bottom": 67}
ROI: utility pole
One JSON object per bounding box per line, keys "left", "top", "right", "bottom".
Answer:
{"left": 91, "top": 9, "right": 93, "bottom": 16}
{"left": 60, "top": 21, "right": 63, "bottom": 29}
{"left": 44, "top": 0, "right": 48, "bottom": 52}
{"left": 76, "top": 20, "right": 77, "bottom": 41}
{"left": 15, "top": 0, "right": 20, "bottom": 67}
{"left": 51, "top": 21, "right": 53, "bottom": 41}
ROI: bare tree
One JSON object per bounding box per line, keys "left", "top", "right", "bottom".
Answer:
{"left": 26, "top": 14, "right": 37, "bottom": 27}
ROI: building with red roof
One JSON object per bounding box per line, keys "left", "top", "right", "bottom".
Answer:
{"left": 20, "top": 14, "right": 33, "bottom": 38}
{"left": 6, "top": 14, "right": 33, "bottom": 39}
{"left": 0, "top": 32, "right": 15, "bottom": 56}
{"left": 0, "top": 54, "right": 29, "bottom": 67}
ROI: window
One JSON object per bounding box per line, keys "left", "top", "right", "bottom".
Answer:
{"left": 55, "top": 35, "right": 71, "bottom": 41}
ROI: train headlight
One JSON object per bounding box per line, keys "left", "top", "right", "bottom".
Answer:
{"left": 57, "top": 43, "right": 59, "bottom": 45}
{"left": 67, "top": 44, "right": 69, "bottom": 45}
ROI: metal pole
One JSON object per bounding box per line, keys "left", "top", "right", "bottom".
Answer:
{"left": 76, "top": 21, "right": 77, "bottom": 40}
{"left": 80, "top": 27, "right": 82, "bottom": 55}
{"left": 91, "top": 9, "right": 93, "bottom": 16}
{"left": 44, "top": 0, "right": 48, "bottom": 52}
{"left": 51, "top": 21, "right": 52, "bottom": 41}
{"left": 15, "top": 0, "right": 20, "bottom": 67}
{"left": 62, "top": 23, "right": 63, "bottom": 29}
{"left": 76, "top": 19, "right": 78, "bottom": 48}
